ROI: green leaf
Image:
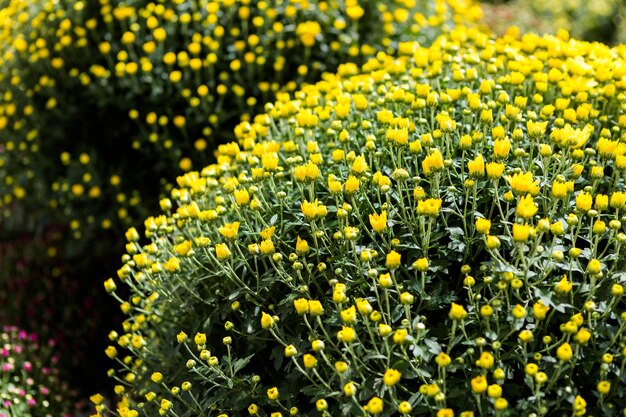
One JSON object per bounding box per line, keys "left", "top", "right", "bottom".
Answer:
{"left": 233, "top": 354, "right": 255, "bottom": 374}
{"left": 423, "top": 338, "right": 442, "bottom": 354}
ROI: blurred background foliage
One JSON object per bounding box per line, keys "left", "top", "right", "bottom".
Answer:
{"left": 0, "top": 326, "right": 81, "bottom": 416}
{"left": 480, "top": 0, "right": 626, "bottom": 44}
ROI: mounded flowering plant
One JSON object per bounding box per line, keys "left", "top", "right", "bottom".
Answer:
{"left": 0, "top": 0, "right": 479, "bottom": 391}
{"left": 0, "top": 326, "right": 77, "bottom": 417}
{"left": 100, "top": 27, "right": 626, "bottom": 417}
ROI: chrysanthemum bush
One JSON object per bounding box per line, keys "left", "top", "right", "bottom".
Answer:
{"left": 0, "top": 0, "right": 479, "bottom": 392}
{"left": 99, "top": 27, "right": 626, "bottom": 416}
{"left": 0, "top": 326, "right": 77, "bottom": 417}
{"left": 0, "top": 0, "right": 481, "bottom": 239}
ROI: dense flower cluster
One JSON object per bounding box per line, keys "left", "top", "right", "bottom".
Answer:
{"left": 0, "top": 0, "right": 480, "bottom": 393}
{"left": 98, "top": 25, "right": 626, "bottom": 417}
{"left": 0, "top": 0, "right": 481, "bottom": 239}
{"left": 0, "top": 326, "right": 76, "bottom": 417}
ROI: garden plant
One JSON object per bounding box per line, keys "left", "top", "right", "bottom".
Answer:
{"left": 0, "top": 0, "right": 481, "bottom": 388}
{"left": 97, "top": 25, "right": 626, "bottom": 417}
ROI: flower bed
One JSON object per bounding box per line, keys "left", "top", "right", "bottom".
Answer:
{"left": 0, "top": 225, "right": 121, "bottom": 393}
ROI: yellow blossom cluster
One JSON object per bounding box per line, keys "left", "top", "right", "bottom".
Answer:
{"left": 99, "top": 25, "right": 626, "bottom": 417}
{"left": 0, "top": 0, "right": 481, "bottom": 241}
{"left": 0, "top": 0, "right": 481, "bottom": 382}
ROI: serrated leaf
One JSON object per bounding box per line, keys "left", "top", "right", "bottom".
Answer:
{"left": 300, "top": 385, "right": 320, "bottom": 397}
{"left": 233, "top": 354, "right": 254, "bottom": 374}
{"left": 447, "top": 240, "right": 465, "bottom": 253}
{"left": 447, "top": 226, "right": 465, "bottom": 237}
{"left": 423, "top": 338, "right": 442, "bottom": 354}
{"left": 362, "top": 353, "right": 389, "bottom": 362}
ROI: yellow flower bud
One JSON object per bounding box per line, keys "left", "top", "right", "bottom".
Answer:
{"left": 449, "top": 302, "right": 468, "bottom": 321}
{"left": 267, "top": 387, "right": 279, "bottom": 401}
{"left": 284, "top": 345, "right": 297, "bottom": 357}
{"left": 365, "top": 397, "right": 383, "bottom": 415}
{"left": 471, "top": 375, "right": 487, "bottom": 394}
{"left": 386, "top": 251, "right": 401, "bottom": 269}
{"left": 303, "top": 354, "right": 317, "bottom": 368}
{"left": 475, "top": 218, "right": 491, "bottom": 234}
{"left": 556, "top": 342, "right": 573, "bottom": 362}
{"left": 383, "top": 369, "right": 401, "bottom": 386}
{"left": 435, "top": 352, "right": 451, "bottom": 367}
{"left": 215, "top": 243, "right": 231, "bottom": 260}
{"left": 294, "top": 298, "right": 309, "bottom": 315}
{"left": 261, "top": 312, "right": 275, "bottom": 329}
